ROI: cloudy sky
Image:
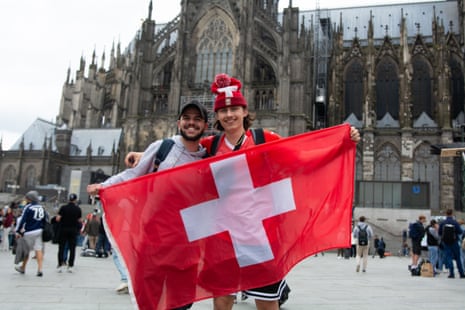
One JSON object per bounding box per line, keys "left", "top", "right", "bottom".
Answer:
{"left": 0, "top": 0, "right": 438, "bottom": 149}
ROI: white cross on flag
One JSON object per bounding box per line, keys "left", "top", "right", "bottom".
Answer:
{"left": 100, "top": 124, "right": 356, "bottom": 310}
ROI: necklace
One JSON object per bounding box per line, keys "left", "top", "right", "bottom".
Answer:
{"left": 233, "top": 132, "right": 246, "bottom": 151}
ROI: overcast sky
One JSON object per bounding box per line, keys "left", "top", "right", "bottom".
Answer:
{"left": 0, "top": 0, "right": 439, "bottom": 149}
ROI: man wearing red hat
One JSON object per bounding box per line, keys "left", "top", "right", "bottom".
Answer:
{"left": 200, "top": 74, "right": 286, "bottom": 309}
{"left": 205, "top": 73, "right": 360, "bottom": 309}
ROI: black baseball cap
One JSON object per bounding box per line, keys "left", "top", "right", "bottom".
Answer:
{"left": 179, "top": 100, "right": 208, "bottom": 122}
{"left": 69, "top": 193, "right": 78, "bottom": 201}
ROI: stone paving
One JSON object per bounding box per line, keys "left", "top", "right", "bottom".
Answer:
{"left": 0, "top": 244, "right": 464, "bottom": 310}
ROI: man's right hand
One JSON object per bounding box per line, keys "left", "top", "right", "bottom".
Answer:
{"left": 87, "top": 184, "right": 102, "bottom": 196}
{"left": 125, "top": 152, "right": 143, "bottom": 168}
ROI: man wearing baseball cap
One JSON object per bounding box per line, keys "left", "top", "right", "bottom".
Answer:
{"left": 87, "top": 100, "right": 209, "bottom": 309}
{"left": 56, "top": 193, "right": 82, "bottom": 273}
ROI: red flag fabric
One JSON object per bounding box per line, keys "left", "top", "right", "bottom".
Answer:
{"left": 100, "top": 124, "right": 356, "bottom": 309}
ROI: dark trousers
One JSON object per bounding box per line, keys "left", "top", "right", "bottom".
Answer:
{"left": 96, "top": 232, "right": 111, "bottom": 256}
{"left": 443, "top": 242, "right": 465, "bottom": 277}
{"left": 58, "top": 229, "right": 77, "bottom": 267}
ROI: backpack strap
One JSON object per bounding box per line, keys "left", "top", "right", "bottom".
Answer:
{"left": 209, "top": 134, "right": 224, "bottom": 156}
{"left": 153, "top": 139, "right": 175, "bottom": 172}
{"left": 250, "top": 128, "right": 265, "bottom": 145}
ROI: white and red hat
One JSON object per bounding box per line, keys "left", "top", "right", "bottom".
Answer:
{"left": 211, "top": 73, "right": 247, "bottom": 112}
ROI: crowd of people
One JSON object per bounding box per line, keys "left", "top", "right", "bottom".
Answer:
{"left": 408, "top": 210, "right": 465, "bottom": 278}
{"left": 0, "top": 191, "right": 114, "bottom": 279}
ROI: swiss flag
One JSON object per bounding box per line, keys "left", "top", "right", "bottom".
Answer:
{"left": 100, "top": 124, "right": 356, "bottom": 309}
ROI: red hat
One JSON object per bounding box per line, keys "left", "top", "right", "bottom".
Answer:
{"left": 211, "top": 73, "right": 247, "bottom": 112}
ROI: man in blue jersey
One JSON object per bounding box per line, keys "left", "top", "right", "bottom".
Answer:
{"left": 15, "top": 191, "right": 46, "bottom": 277}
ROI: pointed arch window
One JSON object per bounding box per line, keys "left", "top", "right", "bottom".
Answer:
{"left": 411, "top": 56, "right": 433, "bottom": 119}
{"left": 25, "top": 166, "right": 37, "bottom": 188}
{"left": 195, "top": 18, "right": 233, "bottom": 84}
{"left": 252, "top": 56, "right": 277, "bottom": 110}
{"left": 2, "top": 165, "right": 17, "bottom": 192}
{"left": 344, "top": 59, "right": 364, "bottom": 120}
{"left": 375, "top": 58, "right": 399, "bottom": 122}
{"left": 374, "top": 144, "right": 400, "bottom": 181}
{"left": 450, "top": 56, "right": 464, "bottom": 126}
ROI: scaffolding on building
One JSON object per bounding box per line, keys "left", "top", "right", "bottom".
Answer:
{"left": 312, "top": 0, "right": 331, "bottom": 129}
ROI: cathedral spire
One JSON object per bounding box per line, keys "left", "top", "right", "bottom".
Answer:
{"left": 92, "top": 48, "right": 96, "bottom": 66}
{"left": 148, "top": 0, "right": 153, "bottom": 20}
{"left": 66, "top": 66, "right": 71, "bottom": 84}
{"left": 101, "top": 49, "right": 106, "bottom": 70}
{"left": 110, "top": 41, "right": 116, "bottom": 69}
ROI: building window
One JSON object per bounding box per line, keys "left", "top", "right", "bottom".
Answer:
{"left": 450, "top": 56, "right": 464, "bottom": 126}
{"left": 344, "top": 59, "right": 364, "bottom": 120}
{"left": 374, "top": 144, "right": 400, "bottom": 181}
{"left": 25, "top": 166, "right": 36, "bottom": 188}
{"left": 2, "top": 165, "right": 17, "bottom": 192}
{"left": 252, "top": 56, "right": 277, "bottom": 111}
{"left": 195, "top": 18, "right": 233, "bottom": 84}
{"left": 375, "top": 58, "right": 399, "bottom": 121}
{"left": 411, "top": 56, "right": 433, "bottom": 119}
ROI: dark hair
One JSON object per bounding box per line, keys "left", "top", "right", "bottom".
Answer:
{"left": 446, "top": 208, "right": 453, "bottom": 216}
{"left": 213, "top": 110, "right": 256, "bottom": 131}
{"left": 430, "top": 219, "right": 437, "bottom": 225}
{"left": 359, "top": 216, "right": 366, "bottom": 222}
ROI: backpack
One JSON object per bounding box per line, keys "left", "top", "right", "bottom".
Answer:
{"left": 42, "top": 211, "right": 54, "bottom": 242}
{"left": 152, "top": 139, "right": 176, "bottom": 172}
{"left": 209, "top": 128, "right": 265, "bottom": 155}
{"left": 358, "top": 225, "right": 368, "bottom": 246}
{"left": 408, "top": 222, "right": 425, "bottom": 240}
{"left": 441, "top": 224, "right": 456, "bottom": 245}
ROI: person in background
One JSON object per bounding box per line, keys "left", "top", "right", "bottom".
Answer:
{"left": 426, "top": 219, "right": 440, "bottom": 275}
{"left": 439, "top": 208, "right": 464, "bottom": 278}
{"left": 85, "top": 213, "right": 100, "bottom": 250}
{"left": 352, "top": 216, "right": 373, "bottom": 272}
{"left": 14, "top": 191, "right": 45, "bottom": 277}
{"left": 2, "top": 206, "right": 14, "bottom": 251}
{"left": 409, "top": 215, "right": 426, "bottom": 270}
{"left": 377, "top": 237, "right": 386, "bottom": 258}
{"left": 56, "top": 193, "right": 82, "bottom": 273}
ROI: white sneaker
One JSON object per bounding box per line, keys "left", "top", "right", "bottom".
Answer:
{"left": 115, "top": 282, "right": 129, "bottom": 294}
{"left": 57, "top": 266, "right": 64, "bottom": 273}
{"left": 67, "top": 267, "right": 73, "bottom": 273}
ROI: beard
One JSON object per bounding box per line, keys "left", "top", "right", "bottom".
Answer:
{"left": 179, "top": 126, "right": 204, "bottom": 142}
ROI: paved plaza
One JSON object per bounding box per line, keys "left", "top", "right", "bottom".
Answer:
{"left": 0, "top": 244, "right": 463, "bottom": 310}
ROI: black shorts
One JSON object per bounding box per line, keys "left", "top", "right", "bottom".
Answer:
{"left": 411, "top": 239, "right": 422, "bottom": 255}
{"left": 243, "top": 279, "right": 287, "bottom": 301}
